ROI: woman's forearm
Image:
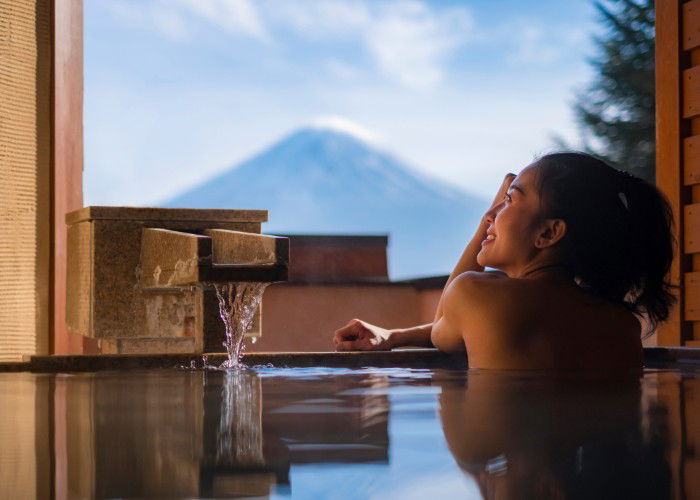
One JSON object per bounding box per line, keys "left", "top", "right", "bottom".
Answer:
{"left": 390, "top": 323, "right": 434, "bottom": 348}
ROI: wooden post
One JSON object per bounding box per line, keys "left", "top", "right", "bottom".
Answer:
{"left": 52, "top": 0, "right": 84, "bottom": 354}
{"left": 656, "top": 0, "right": 691, "bottom": 345}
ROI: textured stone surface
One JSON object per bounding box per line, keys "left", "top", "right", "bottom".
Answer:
{"left": 206, "top": 229, "right": 280, "bottom": 266}
{"left": 1, "top": 347, "right": 698, "bottom": 372}
{"left": 140, "top": 229, "right": 209, "bottom": 287}
{"left": 100, "top": 338, "right": 196, "bottom": 355}
{"left": 66, "top": 206, "right": 268, "bottom": 225}
{"left": 16, "top": 349, "right": 467, "bottom": 372}
{"left": 65, "top": 207, "right": 277, "bottom": 351}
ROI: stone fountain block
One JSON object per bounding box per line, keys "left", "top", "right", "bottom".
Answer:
{"left": 65, "top": 207, "right": 286, "bottom": 354}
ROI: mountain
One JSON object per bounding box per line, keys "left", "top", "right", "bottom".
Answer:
{"left": 166, "top": 124, "right": 487, "bottom": 279}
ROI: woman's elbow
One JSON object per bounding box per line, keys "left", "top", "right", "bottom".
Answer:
{"left": 430, "top": 328, "right": 466, "bottom": 353}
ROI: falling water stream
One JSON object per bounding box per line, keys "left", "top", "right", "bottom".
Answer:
{"left": 209, "top": 282, "right": 269, "bottom": 369}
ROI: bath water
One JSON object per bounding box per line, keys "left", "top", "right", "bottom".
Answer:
{"left": 210, "top": 282, "right": 269, "bottom": 369}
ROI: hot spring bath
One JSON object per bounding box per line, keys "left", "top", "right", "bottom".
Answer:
{"left": 0, "top": 349, "right": 698, "bottom": 498}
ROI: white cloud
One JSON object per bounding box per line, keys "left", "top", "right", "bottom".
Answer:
{"left": 261, "top": 0, "right": 474, "bottom": 90}
{"left": 503, "top": 20, "right": 588, "bottom": 67}
{"left": 108, "top": 0, "right": 473, "bottom": 90}
{"left": 107, "top": 0, "right": 268, "bottom": 41}
{"left": 365, "top": 1, "right": 473, "bottom": 89}
{"left": 265, "top": 0, "right": 371, "bottom": 38}
{"left": 176, "top": 0, "right": 269, "bottom": 41}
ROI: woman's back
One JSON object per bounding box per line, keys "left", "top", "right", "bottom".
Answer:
{"left": 501, "top": 277, "right": 642, "bottom": 370}
{"left": 445, "top": 272, "right": 644, "bottom": 371}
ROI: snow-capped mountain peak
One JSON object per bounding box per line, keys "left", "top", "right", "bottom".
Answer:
{"left": 166, "top": 124, "right": 486, "bottom": 278}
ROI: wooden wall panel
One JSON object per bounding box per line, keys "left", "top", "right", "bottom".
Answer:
{"left": 684, "top": 0, "right": 700, "bottom": 50}
{"left": 685, "top": 272, "right": 700, "bottom": 320}
{"left": 685, "top": 204, "right": 700, "bottom": 252}
{"left": 684, "top": 66, "right": 700, "bottom": 117}
{"left": 0, "top": 0, "right": 53, "bottom": 360}
{"left": 684, "top": 135, "right": 700, "bottom": 184}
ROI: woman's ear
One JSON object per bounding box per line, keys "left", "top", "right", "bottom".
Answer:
{"left": 535, "top": 219, "right": 567, "bottom": 249}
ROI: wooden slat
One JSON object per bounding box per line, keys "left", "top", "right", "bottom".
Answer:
{"left": 685, "top": 204, "right": 700, "bottom": 252}
{"left": 692, "top": 320, "right": 700, "bottom": 339}
{"left": 683, "top": 65, "right": 700, "bottom": 118}
{"left": 685, "top": 272, "right": 700, "bottom": 320}
{"left": 657, "top": 0, "right": 687, "bottom": 345}
{"left": 687, "top": 340, "right": 700, "bottom": 346}
{"left": 684, "top": 0, "right": 700, "bottom": 50}
{"left": 684, "top": 135, "right": 700, "bottom": 184}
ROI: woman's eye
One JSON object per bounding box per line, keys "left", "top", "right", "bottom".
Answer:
{"left": 504, "top": 193, "right": 512, "bottom": 203}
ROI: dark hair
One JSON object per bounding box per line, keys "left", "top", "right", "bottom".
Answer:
{"left": 534, "top": 152, "right": 676, "bottom": 330}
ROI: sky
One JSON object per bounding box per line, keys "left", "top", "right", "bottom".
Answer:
{"left": 84, "top": 0, "right": 598, "bottom": 206}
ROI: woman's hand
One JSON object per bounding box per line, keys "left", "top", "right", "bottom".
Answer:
{"left": 333, "top": 319, "right": 394, "bottom": 351}
{"left": 493, "top": 173, "right": 517, "bottom": 206}
{"left": 469, "top": 172, "right": 516, "bottom": 248}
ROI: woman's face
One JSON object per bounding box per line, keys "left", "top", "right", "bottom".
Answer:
{"left": 476, "top": 164, "right": 546, "bottom": 274}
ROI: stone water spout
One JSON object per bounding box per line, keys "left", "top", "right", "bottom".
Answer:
{"left": 65, "top": 207, "right": 289, "bottom": 354}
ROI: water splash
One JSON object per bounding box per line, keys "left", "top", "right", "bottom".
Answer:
{"left": 211, "top": 282, "right": 269, "bottom": 369}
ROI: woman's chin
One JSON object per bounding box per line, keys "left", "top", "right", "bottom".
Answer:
{"left": 476, "top": 250, "right": 489, "bottom": 268}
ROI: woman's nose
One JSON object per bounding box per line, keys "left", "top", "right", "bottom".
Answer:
{"left": 484, "top": 202, "right": 502, "bottom": 225}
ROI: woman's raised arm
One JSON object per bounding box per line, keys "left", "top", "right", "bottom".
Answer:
{"left": 333, "top": 173, "right": 515, "bottom": 352}
{"left": 433, "top": 173, "right": 515, "bottom": 324}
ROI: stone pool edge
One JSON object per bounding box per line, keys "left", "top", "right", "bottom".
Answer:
{"left": 0, "top": 349, "right": 466, "bottom": 372}
{"left": 0, "top": 347, "right": 698, "bottom": 372}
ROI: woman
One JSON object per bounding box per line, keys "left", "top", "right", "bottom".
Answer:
{"left": 333, "top": 153, "right": 676, "bottom": 370}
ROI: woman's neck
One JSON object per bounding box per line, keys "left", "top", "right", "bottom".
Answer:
{"left": 510, "top": 262, "right": 574, "bottom": 282}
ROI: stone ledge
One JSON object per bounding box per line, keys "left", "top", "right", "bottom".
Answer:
{"left": 4, "top": 349, "right": 464, "bottom": 372}
{"left": 1, "top": 347, "right": 698, "bottom": 373}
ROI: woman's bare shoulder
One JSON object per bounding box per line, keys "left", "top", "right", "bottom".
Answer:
{"left": 447, "top": 271, "right": 532, "bottom": 323}
{"left": 451, "top": 271, "right": 532, "bottom": 300}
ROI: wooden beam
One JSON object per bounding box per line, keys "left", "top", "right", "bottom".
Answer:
{"left": 52, "top": 0, "right": 84, "bottom": 354}
{"left": 657, "top": 0, "right": 688, "bottom": 345}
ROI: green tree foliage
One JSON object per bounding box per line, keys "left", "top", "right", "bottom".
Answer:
{"left": 573, "top": 0, "right": 655, "bottom": 182}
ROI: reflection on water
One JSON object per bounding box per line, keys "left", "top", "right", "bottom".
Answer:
{"left": 0, "top": 366, "right": 698, "bottom": 498}
{"left": 215, "top": 370, "right": 264, "bottom": 467}
{"left": 440, "top": 372, "right": 672, "bottom": 499}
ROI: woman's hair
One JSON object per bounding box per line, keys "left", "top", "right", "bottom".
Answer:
{"left": 534, "top": 152, "right": 676, "bottom": 330}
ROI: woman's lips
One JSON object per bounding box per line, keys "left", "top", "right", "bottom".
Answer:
{"left": 482, "top": 233, "right": 496, "bottom": 246}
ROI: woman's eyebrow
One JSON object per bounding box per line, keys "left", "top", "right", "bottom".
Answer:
{"left": 509, "top": 183, "right": 525, "bottom": 196}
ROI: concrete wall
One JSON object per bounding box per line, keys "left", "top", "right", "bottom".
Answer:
{"left": 249, "top": 284, "right": 440, "bottom": 352}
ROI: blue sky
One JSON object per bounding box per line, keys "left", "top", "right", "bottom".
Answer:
{"left": 84, "top": 0, "right": 597, "bottom": 206}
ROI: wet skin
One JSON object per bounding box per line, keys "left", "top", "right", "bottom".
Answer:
{"left": 334, "top": 163, "right": 643, "bottom": 371}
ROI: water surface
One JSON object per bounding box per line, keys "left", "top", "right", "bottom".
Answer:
{"left": 0, "top": 366, "right": 697, "bottom": 498}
